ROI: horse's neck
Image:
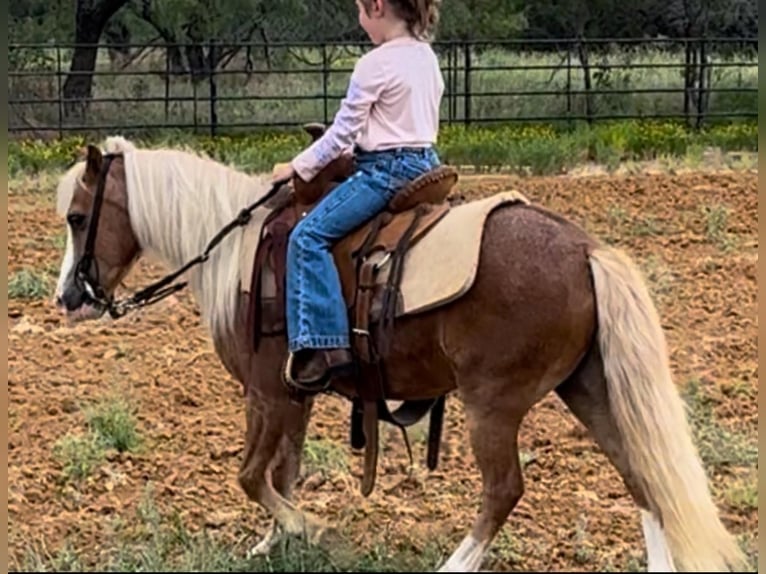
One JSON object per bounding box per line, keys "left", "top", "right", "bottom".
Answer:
{"left": 126, "top": 149, "right": 268, "bottom": 336}
{"left": 128, "top": 150, "right": 257, "bottom": 261}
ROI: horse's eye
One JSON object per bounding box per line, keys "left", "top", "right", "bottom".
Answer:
{"left": 67, "top": 213, "right": 87, "bottom": 230}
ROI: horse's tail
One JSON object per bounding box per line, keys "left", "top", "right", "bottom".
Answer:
{"left": 588, "top": 245, "right": 746, "bottom": 572}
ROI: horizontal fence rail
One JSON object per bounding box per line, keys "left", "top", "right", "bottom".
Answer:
{"left": 8, "top": 37, "right": 758, "bottom": 138}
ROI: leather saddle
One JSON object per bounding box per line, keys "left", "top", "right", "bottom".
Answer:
{"left": 246, "top": 122, "right": 459, "bottom": 496}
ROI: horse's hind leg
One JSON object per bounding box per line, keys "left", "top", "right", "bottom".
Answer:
{"left": 438, "top": 399, "right": 525, "bottom": 572}
{"left": 555, "top": 344, "right": 676, "bottom": 572}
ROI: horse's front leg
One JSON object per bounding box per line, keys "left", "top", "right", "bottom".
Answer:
{"left": 238, "top": 391, "right": 327, "bottom": 547}
{"left": 247, "top": 394, "right": 315, "bottom": 557}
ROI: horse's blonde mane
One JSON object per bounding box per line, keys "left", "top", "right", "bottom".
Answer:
{"left": 55, "top": 135, "right": 138, "bottom": 216}
{"left": 56, "top": 134, "right": 275, "bottom": 339}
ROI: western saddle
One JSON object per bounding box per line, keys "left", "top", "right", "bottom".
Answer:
{"left": 246, "top": 123, "right": 459, "bottom": 496}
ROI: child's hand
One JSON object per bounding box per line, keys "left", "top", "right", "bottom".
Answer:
{"left": 272, "top": 162, "right": 296, "bottom": 184}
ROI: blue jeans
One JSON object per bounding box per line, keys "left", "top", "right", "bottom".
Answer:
{"left": 286, "top": 146, "right": 441, "bottom": 352}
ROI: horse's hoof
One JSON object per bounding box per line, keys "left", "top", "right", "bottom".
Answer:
{"left": 247, "top": 521, "right": 281, "bottom": 558}
{"left": 304, "top": 513, "right": 333, "bottom": 546}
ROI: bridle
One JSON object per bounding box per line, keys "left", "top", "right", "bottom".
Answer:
{"left": 72, "top": 151, "right": 288, "bottom": 319}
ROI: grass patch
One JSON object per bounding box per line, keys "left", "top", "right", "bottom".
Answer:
{"left": 48, "top": 233, "right": 67, "bottom": 250}
{"left": 628, "top": 215, "right": 662, "bottom": 237}
{"left": 623, "top": 554, "right": 646, "bottom": 572}
{"left": 12, "top": 485, "right": 447, "bottom": 572}
{"left": 701, "top": 204, "right": 739, "bottom": 252}
{"left": 720, "top": 379, "right": 755, "bottom": 401}
{"left": 681, "top": 378, "right": 757, "bottom": 471}
{"left": 302, "top": 437, "right": 349, "bottom": 478}
{"left": 486, "top": 529, "right": 524, "bottom": 567}
{"left": 52, "top": 432, "right": 107, "bottom": 484}
{"left": 8, "top": 267, "right": 53, "bottom": 299}
{"left": 572, "top": 514, "right": 596, "bottom": 565}
{"left": 724, "top": 472, "right": 758, "bottom": 512}
{"left": 736, "top": 532, "right": 759, "bottom": 572}
{"left": 84, "top": 390, "right": 142, "bottom": 453}
{"left": 51, "top": 388, "right": 142, "bottom": 485}
{"left": 601, "top": 207, "right": 667, "bottom": 245}
{"left": 8, "top": 171, "right": 64, "bottom": 197}
{"left": 18, "top": 539, "right": 83, "bottom": 572}
{"left": 640, "top": 255, "right": 676, "bottom": 301}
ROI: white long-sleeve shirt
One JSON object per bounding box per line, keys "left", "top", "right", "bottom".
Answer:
{"left": 292, "top": 35, "right": 444, "bottom": 182}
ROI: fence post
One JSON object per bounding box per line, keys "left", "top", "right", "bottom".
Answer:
{"left": 56, "top": 45, "right": 63, "bottom": 139}
{"left": 683, "top": 38, "right": 692, "bottom": 128}
{"left": 444, "top": 45, "right": 451, "bottom": 125}
{"left": 208, "top": 40, "right": 218, "bottom": 137}
{"left": 165, "top": 46, "right": 170, "bottom": 125}
{"left": 566, "top": 43, "right": 572, "bottom": 128}
{"left": 450, "top": 43, "right": 458, "bottom": 123}
{"left": 463, "top": 42, "right": 471, "bottom": 126}
{"left": 322, "top": 43, "right": 329, "bottom": 126}
{"left": 696, "top": 37, "right": 708, "bottom": 128}
{"left": 193, "top": 77, "right": 199, "bottom": 135}
{"left": 577, "top": 37, "right": 593, "bottom": 125}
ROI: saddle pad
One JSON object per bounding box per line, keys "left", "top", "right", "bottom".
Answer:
{"left": 374, "top": 190, "right": 530, "bottom": 316}
{"left": 239, "top": 190, "right": 530, "bottom": 315}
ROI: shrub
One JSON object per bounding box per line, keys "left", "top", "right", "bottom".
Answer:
{"left": 8, "top": 120, "right": 757, "bottom": 179}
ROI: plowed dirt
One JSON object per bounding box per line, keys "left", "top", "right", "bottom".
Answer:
{"left": 8, "top": 167, "right": 758, "bottom": 571}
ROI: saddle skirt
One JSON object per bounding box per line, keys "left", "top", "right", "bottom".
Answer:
{"left": 238, "top": 189, "right": 530, "bottom": 319}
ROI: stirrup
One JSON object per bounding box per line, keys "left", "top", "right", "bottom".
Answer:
{"left": 282, "top": 351, "right": 332, "bottom": 394}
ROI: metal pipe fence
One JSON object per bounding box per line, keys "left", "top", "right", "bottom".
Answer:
{"left": 8, "top": 37, "right": 758, "bottom": 138}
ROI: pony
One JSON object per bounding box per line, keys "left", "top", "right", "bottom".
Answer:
{"left": 51, "top": 135, "right": 746, "bottom": 572}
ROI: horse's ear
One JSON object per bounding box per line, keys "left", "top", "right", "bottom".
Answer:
{"left": 303, "top": 122, "right": 326, "bottom": 142}
{"left": 84, "top": 145, "right": 103, "bottom": 183}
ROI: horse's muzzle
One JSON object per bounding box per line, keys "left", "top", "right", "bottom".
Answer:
{"left": 59, "top": 284, "right": 87, "bottom": 312}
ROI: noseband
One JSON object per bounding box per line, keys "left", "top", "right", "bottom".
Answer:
{"left": 71, "top": 151, "right": 289, "bottom": 320}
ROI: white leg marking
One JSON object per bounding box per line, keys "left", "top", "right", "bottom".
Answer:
{"left": 438, "top": 535, "right": 489, "bottom": 572}
{"left": 247, "top": 519, "right": 282, "bottom": 557}
{"left": 641, "top": 510, "right": 676, "bottom": 572}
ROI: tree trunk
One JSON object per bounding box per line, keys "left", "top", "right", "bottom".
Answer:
{"left": 167, "top": 45, "right": 186, "bottom": 76}
{"left": 682, "top": 12, "right": 699, "bottom": 128}
{"left": 577, "top": 36, "right": 593, "bottom": 124}
{"left": 62, "top": 0, "right": 130, "bottom": 117}
{"left": 184, "top": 44, "right": 208, "bottom": 83}
{"left": 260, "top": 28, "right": 272, "bottom": 71}
{"left": 133, "top": 0, "right": 187, "bottom": 76}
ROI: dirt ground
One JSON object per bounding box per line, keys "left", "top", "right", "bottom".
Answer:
{"left": 7, "top": 166, "right": 758, "bottom": 571}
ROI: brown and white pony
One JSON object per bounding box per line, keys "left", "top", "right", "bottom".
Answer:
{"left": 51, "top": 136, "right": 745, "bottom": 572}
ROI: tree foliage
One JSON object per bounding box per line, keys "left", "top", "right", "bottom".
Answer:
{"left": 8, "top": 0, "right": 756, "bottom": 111}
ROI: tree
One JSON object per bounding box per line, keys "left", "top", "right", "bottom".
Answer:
{"left": 520, "top": 0, "right": 653, "bottom": 122}
{"left": 437, "top": 0, "right": 526, "bottom": 41}
{"left": 62, "top": 0, "right": 131, "bottom": 115}
{"left": 127, "top": 0, "right": 304, "bottom": 81}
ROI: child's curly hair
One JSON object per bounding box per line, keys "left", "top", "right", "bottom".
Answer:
{"left": 362, "top": 0, "right": 442, "bottom": 41}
